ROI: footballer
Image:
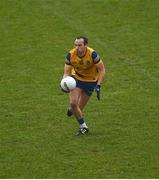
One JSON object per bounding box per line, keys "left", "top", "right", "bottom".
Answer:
{"left": 62, "top": 36, "right": 106, "bottom": 135}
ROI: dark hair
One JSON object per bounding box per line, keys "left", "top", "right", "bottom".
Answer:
{"left": 76, "top": 36, "right": 88, "bottom": 45}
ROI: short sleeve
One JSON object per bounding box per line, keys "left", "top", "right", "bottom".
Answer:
{"left": 92, "top": 51, "right": 100, "bottom": 64}
{"left": 65, "top": 53, "right": 71, "bottom": 65}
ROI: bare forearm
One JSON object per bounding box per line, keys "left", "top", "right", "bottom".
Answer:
{"left": 96, "top": 61, "right": 106, "bottom": 85}
{"left": 97, "top": 70, "right": 106, "bottom": 85}
{"left": 63, "top": 64, "right": 72, "bottom": 78}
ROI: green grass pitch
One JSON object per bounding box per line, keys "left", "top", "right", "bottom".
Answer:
{"left": 0, "top": 0, "right": 159, "bottom": 178}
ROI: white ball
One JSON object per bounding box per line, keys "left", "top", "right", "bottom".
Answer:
{"left": 60, "top": 76, "right": 76, "bottom": 92}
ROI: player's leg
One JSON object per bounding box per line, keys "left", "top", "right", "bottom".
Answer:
{"left": 78, "top": 90, "right": 91, "bottom": 110}
{"left": 69, "top": 87, "right": 82, "bottom": 120}
{"left": 69, "top": 88, "right": 89, "bottom": 134}
{"left": 67, "top": 82, "right": 95, "bottom": 116}
{"left": 67, "top": 90, "right": 90, "bottom": 116}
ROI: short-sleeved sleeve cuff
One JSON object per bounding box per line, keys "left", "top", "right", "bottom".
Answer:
{"left": 92, "top": 51, "right": 100, "bottom": 64}
{"left": 65, "top": 53, "right": 71, "bottom": 65}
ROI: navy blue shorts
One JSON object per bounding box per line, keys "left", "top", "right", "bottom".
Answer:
{"left": 72, "top": 76, "right": 97, "bottom": 96}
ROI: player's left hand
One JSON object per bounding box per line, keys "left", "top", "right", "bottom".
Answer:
{"left": 95, "top": 85, "right": 101, "bottom": 100}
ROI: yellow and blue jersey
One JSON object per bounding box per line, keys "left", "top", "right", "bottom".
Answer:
{"left": 65, "top": 47, "right": 101, "bottom": 82}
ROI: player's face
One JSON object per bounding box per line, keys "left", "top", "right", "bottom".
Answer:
{"left": 74, "top": 39, "right": 86, "bottom": 52}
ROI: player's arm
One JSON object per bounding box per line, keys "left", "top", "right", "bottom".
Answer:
{"left": 63, "top": 52, "right": 72, "bottom": 78}
{"left": 92, "top": 51, "right": 106, "bottom": 85}
{"left": 92, "top": 51, "right": 106, "bottom": 100}
{"left": 94, "top": 61, "right": 106, "bottom": 100}
{"left": 95, "top": 60, "right": 106, "bottom": 85}
{"left": 63, "top": 64, "right": 72, "bottom": 78}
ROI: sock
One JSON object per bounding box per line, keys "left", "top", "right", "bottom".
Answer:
{"left": 78, "top": 118, "right": 88, "bottom": 129}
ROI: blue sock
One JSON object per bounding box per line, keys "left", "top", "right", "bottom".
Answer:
{"left": 78, "top": 118, "right": 85, "bottom": 125}
{"left": 78, "top": 118, "right": 88, "bottom": 128}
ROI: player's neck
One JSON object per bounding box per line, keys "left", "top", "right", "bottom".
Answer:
{"left": 77, "top": 47, "right": 87, "bottom": 58}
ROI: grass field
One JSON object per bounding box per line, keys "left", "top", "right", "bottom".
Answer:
{"left": 0, "top": 0, "right": 159, "bottom": 178}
